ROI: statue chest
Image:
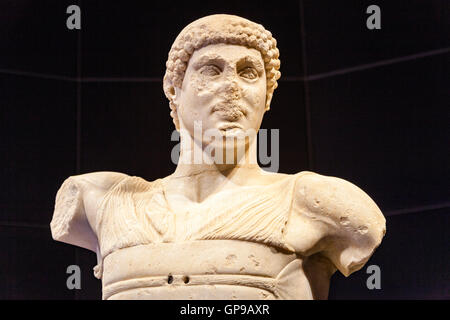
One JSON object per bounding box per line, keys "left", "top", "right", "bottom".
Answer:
{"left": 94, "top": 174, "right": 332, "bottom": 299}
{"left": 101, "top": 240, "right": 318, "bottom": 300}
{"left": 96, "top": 176, "right": 299, "bottom": 259}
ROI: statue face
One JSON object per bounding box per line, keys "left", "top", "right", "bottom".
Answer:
{"left": 174, "top": 43, "right": 267, "bottom": 144}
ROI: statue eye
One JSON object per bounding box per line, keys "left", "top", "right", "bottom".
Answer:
{"left": 200, "top": 65, "right": 221, "bottom": 76}
{"left": 239, "top": 67, "right": 258, "bottom": 80}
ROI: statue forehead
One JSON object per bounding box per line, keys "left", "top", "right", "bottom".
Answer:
{"left": 189, "top": 43, "right": 264, "bottom": 65}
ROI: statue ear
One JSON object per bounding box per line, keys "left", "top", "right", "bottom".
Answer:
{"left": 169, "top": 86, "right": 184, "bottom": 110}
{"left": 265, "top": 93, "right": 273, "bottom": 111}
{"left": 167, "top": 86, "right": 182, "bottom": 130}
{"left": 167, "top": 86, "right": 177, "bottom": 106}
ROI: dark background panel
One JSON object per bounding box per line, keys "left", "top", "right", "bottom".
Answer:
{"left": 0, "top": 75, "right": 77, "bottom": 225}
{"left": 301, "top": 0, "right": 450, "bottom": 75}
{"left": 257, "top": 80, "right": 309, "bottom": 174}
{"left": 329, "top": 208, "right": 450, "bottom": 299}
{"left": 81, "top": 0, "right": 303, "bottom": 78}
{"left": 75, "top": 248, "right": 102, "bottom": 300}
{"left": 0, "top": 0, "right": 78, "bottom": 77}
{"left": 0, "top": 226, "right": 76, "bottom": 299}
{"left": 80, "top": 80, "right": 176, "bottom": 181}
{"left": 308, "top": 54, "right": 449, "bottom": 213}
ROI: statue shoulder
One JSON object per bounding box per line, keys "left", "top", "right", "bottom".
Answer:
{"left": 71, "top": 171, "right": 130, "bottom": 191}
{"left": 50, "top": 171, "right": 129, "bottom": 252}
{"left": 287, "top": 171, "right": 386, "bottom": 276}
{"left": 294, "top": 172, "right": 386, "bottom": 232}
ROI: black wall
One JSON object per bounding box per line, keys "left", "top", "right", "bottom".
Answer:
{"left": 0, "top": 0, "right": 448, "bottom": 299}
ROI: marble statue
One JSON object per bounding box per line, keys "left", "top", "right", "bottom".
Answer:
{"left": 50, "top": 14, "right": 386, "bottom": 300}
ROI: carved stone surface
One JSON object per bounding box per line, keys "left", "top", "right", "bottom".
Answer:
{"left": 50, "top": 14, "right": 386, "bottom": 300}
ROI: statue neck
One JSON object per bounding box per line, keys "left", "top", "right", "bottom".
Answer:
{"left": 169, "top": 133, "right": 263, "bottom": 202}
{"left": 175, "top": 131, "right": 259, "bottom": 176}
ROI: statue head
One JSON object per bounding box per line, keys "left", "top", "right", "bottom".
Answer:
{"left": 163, "top": 14, "right": 281, "bottom": 136}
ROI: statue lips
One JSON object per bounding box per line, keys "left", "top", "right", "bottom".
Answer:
{"left": 211, "top": 101, "right": 247, "bottom": 122}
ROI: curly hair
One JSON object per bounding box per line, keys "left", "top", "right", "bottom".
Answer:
{"left": 163, "top": 14, "right": 281, "bottom": 130}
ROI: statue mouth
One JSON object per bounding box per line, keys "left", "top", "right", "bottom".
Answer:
{"left": 211, "top": 102, "right": 247, "bottom": 121}
{"left": 218, "top": 122, "right": 244, "bottom": 131}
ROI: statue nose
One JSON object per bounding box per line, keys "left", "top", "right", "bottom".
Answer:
{"left": 219, "top": 77, "right": 241, "bottom": 101}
